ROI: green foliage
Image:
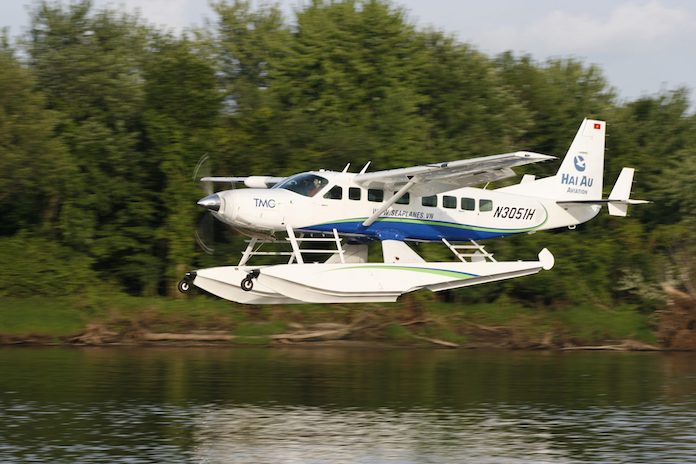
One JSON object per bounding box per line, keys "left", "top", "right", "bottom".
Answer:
{"left": 142, "top": 34, "right": 225, "bottom": 293}
{"left": 550, "top": 305, "right": 656, "bottom": 344}
{"left": 497, "top": 54, "right": 615, "bottom": 149}
{"left": 384, "top": 323, "right": 412, "bottom": 341}
{"left": 419, "top": 35, "right": 529, "bottom": 160}
{"left": 0, "top": 234, "right": 98, "bottom": 297}
{"left": 0, "top": 45, "right": 70, "bottom": 235}
{"left": 0, "top": 297, "right": 88, "bottom": 336}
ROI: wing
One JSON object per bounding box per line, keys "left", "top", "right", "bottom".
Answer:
{"left": 200, "top": 176, "right": 285, "bottom": 188}
{"left": 354, "top": 151, "right": 554, "bottom": 196}
{"left": 354, "top": 151, "right": 555, "bottom": 226}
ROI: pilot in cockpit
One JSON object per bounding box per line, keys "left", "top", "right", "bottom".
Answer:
{"left": 308, "top": 178, "right": 323, "bottom": 196}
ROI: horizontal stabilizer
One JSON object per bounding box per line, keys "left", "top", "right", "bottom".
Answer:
{"left": 556, "top": 167, "right": 649, "bottom": 217}
{"left": 556, "top": 199, "right": 649, "bottom": 206}
{"left": 556, "top": 198, "right": 649, "bottom": 216}
{"left": 607, "top": 199, "right": 650, "bottom": 216}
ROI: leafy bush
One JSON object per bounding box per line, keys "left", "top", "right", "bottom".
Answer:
{"left": 0, "top": 233, "right": 98, "bottom": 297}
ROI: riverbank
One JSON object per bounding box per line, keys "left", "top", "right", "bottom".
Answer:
{"left": 0, "top": 293, "right": 667, "bottom": 350}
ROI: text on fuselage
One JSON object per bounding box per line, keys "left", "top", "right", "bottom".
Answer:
{"left": 493, "top": 206, "right": 535, "bottom": 220}
{"left": 376, "top": 208, "right": 435, "bottom": 220}
{"left": 254, "top": 198, "right": 276, "bottom": 208}
{"left": 561, "top": 173, "right": 594, "bottom": 188}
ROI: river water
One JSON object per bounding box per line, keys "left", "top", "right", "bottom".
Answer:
{"left": 0, "top": 346, "right": 695, "bottom": 463}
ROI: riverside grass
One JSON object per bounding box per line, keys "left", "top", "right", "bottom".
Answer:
{"left": 0, "top": 293, "right": 656, "bottom": 346}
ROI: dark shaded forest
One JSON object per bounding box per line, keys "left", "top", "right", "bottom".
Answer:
{"left": 0, "top": 0, "right": 694, "bottom": 315}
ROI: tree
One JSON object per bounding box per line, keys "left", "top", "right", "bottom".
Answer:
{"left": 417, "top": 32, "right": 529, "bottom": 161}
{"left": 0, "top": 38, "right": 70, "bottom": 236}
{"left": 496, "top": 53, "right": 615, "bottom": 176}
{"left": 142, "top": 34, "right": 224, "bottom": 295}
{"left": 210, "top": 0, "right": 290, "bottom": 175}
{"left": 27, "top": 1, "right": 158, "bottom": 293}
{"left": 227, "top": 0, "right": 430, "bottom": 173}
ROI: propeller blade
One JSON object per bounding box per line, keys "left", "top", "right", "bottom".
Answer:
{"left": 195, "top": 213, "right": 216, "bottom": 255}
{"left": 193, "top": 154, "right": 213, "bottom": 196}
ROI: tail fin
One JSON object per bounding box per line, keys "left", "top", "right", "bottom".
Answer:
{"left": 498, "top": 118, "right": 605, "bottom": 200}
{"left": 554, "top": 118, "right": 605, "bottom": 199}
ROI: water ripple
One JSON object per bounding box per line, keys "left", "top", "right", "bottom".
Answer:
{"left": 1, "top": 348, "right": 695, "bottom": 463}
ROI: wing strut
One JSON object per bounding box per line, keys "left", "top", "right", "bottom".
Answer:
{"left": 362, "top": 178, "right": 417, "bottom": 227}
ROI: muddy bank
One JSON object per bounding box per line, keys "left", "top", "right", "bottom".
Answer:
{"left": 3, "top": 293, "right": 693, "bottom": 350}
{"left": 2, "top": 319, "right": 665, "bottom": 351}
{"left": 659, "top": 284, "right": 696, "bottom": 350}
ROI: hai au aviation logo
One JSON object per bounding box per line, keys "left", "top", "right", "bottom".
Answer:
{"left": 573, "top": 155, "right": 586, "bottom": 172}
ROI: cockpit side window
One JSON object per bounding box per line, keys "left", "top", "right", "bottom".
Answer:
{"left": 272, "top": 173, "right": 329, "bottom": 197}
{"left": 324, "top": 185, "right": 343, "bottom": 200}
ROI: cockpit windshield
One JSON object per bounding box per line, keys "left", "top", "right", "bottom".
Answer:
{"left": 272, "top": 173, "right": 329, "bottom": 197}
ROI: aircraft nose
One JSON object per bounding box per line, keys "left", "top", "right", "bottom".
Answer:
{"left": 197, "top": 193, "right": 221, "bottom": 212}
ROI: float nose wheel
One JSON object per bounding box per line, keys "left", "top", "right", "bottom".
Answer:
{"left": 240, "top": 269, "right": 260, "bottom": 292}
{"left": 178, "top": 272, "right": 197, "bottom": 294}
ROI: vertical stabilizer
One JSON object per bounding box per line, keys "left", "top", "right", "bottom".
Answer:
{"left": 498, "top": 118, "right": 606, "bottom": 200}
{"left": 555, "top": 119, "right": 605, "bottom": 199}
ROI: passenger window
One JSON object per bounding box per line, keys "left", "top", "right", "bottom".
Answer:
{"left": 349, "top": 187, "right": 361, "bottom": 200}
{"left": 323, "top": 185, "right": 343, "bottom": 200}
{"left": 443, "top": 195, "right": 456, "bottom": 209}
{"left": 422, "top": 195, "right": 437, "bottom": 207}
{"left": 479, "top": 199, "right": 493, "bottom": 212}
{"left": 461, "top": 197, "right": 475, "bottom": 211}
{"left": 368, "top": 189, "right": 384, "bottom": 202}
{"left": 395, "top": 192, "right": 410, "bottom": 205}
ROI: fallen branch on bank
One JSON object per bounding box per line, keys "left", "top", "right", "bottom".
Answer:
{"left": 271, "top": 327, "right": 352, "bottom": 342}
{"left": 141, "top": 332, "right": 234, "bottom": 342}
{"left": 413, "top": 335, "right": 460, "bottom": 348}
{"left": 271, "top": 317, "right": 438, "bottom": 344}
{"left": 63, "top": 316, "right": 473, "bottom": 348}
{"left": 561, "top": 340, "right": 662, "bottom": 351}
{"left": 68, "top": 324, "right": 120, "bottom": 345}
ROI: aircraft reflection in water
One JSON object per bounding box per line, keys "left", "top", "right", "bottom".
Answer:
{"left": 180, "top": 119, "right": 647, "bottom": 303}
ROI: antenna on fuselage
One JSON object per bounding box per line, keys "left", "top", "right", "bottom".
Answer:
{"left": 342, "top": 163, "right": 351, "bottom": 173}
{"left": 359, "top": 161, "right": 371, "bottom": 174}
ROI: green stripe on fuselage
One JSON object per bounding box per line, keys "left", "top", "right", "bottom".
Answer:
{"left": 332, "top": 265, "right": 476, "bottom": 279}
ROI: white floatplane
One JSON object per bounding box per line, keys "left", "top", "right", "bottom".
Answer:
{"left": 179, "top": 119, "right": 647, "bottom": 304}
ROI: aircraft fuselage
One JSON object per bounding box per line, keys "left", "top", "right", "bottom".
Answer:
{"left": 209, "top": 170, "right": 600, "bottom": 242}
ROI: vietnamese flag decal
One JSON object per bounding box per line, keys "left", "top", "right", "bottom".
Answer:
{"left": 593, "top": 123, "right": 601, "bottom": 129}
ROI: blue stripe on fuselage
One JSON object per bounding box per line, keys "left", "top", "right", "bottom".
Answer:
{"left": 300, "top": 219, "right": 520, "bottom": 241}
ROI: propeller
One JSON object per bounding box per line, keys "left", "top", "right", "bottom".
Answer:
{"left": 193, "top": 154, "right": 213, "bottom": 196}
{"left": 193, "top": 154, "right": 216, "bottom": 254}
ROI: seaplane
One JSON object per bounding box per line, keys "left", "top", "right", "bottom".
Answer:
{"left": 178, "top": 119, "right": 647, "bottom": 304}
